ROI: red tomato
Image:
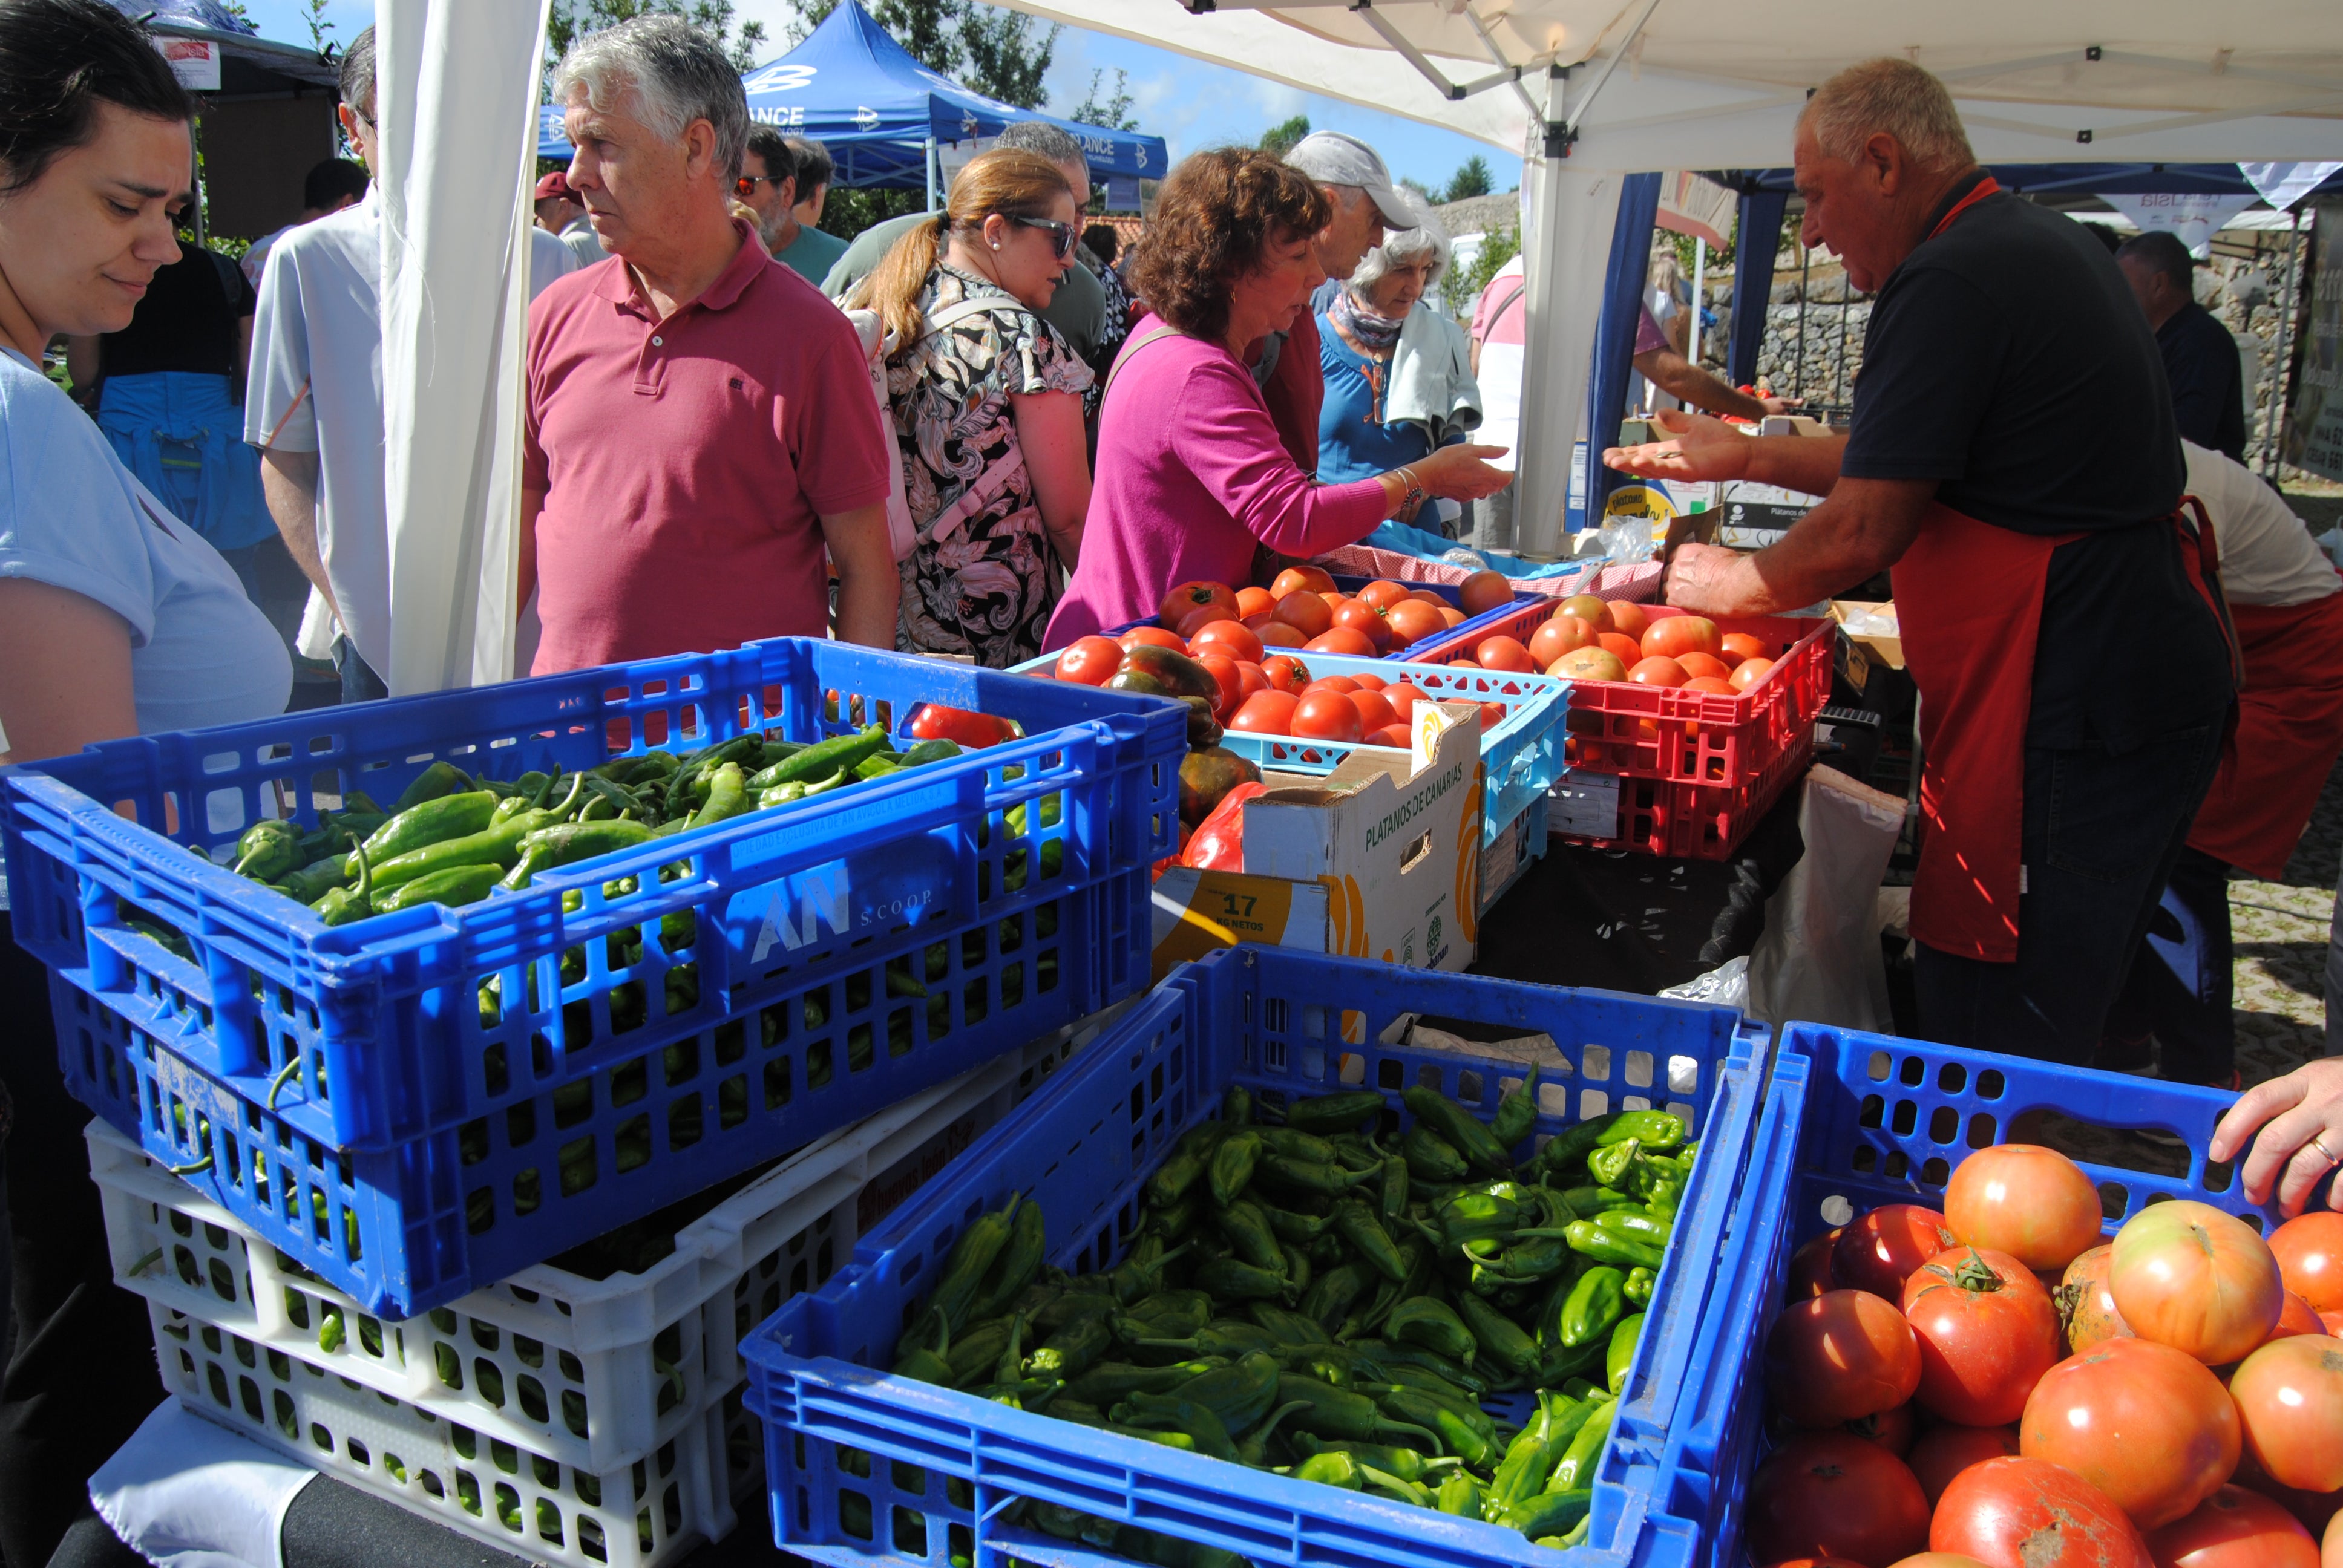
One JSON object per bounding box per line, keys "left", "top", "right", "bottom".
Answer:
{"left": 2062, "top": 1244, "right": 2137, "bottom": 1356}
{"left": 1684, "top": 676, "right": 1738, "bottom": 694}
{"left": 1271, "top": 590, "right": 1334, "bottom": 639}
{"left": 1642, "top": 615, "right": 1722, "bottom": 661}
{"left": 1945, "top": 1144, "right": 2104, "bottom": 1274}
{"left": 1476, "top": 635, "right": 1537, "bottom": 673}
{"left": 1437, "top": 606, "right": 1467, "bottom": 629}
{"left": 1906, "top": 1421, "right": 2023, "bottom": 1507}
{"left": 1159, "top": 580, "right": 1237, "bottom": 630}
{"left": 1318, "top": 590, "right": 1348, "bottom": 609}
{"left": 2232, "top": 1445, "right": 2343, "bottom": 1537}
{"left": 1270, "top": 566, "right": 1335, "bottom": 599}
{"left": 1348, "top": 672, "right": 1388, "bottom": 691}
{"left": 1349, "top": 689, "right": 1398, "bottom": 734}
{"left": 1902, "top": 1246, "right": 2064, "bottom": 1426}
{"left": 1234, "top": 585, "right": 1276, "bottom": 619}
{"left": 1231, "top": 661, "right": 1270, "bottom": 708}
{"left": 2110, "top": 1200, "right": 2284, "bottom": 1366}
{"left": 1302, "top": 676, "right": 1359, "bottom": 696}
{"left": 2233, "top": 1336, "right": 2343, "bottom": 1493}
{"left": 1789, "top": 1229, "right": 1843, "bottom": 1302}
{"left": 1383, "top": 681, "right": 1423, "bottom": 717}
{"left": 2325, "top": 1309, "right": 2343, "bottom": 1336}
{"left": 1731, "top": 655, "right": 1777, "bottom": 693}
{"left": 1766, "top": 1289, "right": 1923, "bottom": 1426}
{"left": 2146, "top": 1483, "right": 2321, "bottom": 1568}
{"left": 1260, "top": 656, "right": 1310, "bottom": 694}
{"left": 1676, "top": 650, "right": 1733, "bottom": 682}
{"left": 1720, "top": 630, "right": 1770, "bottom": 665}
{"left": 1121, "top": 626, "right": 1187, "bottom": 653}
{"left": 1406, "top": 587, "right": 1447, "bottom": 606}
{"left": 1260, "top": 620, "right": 1311, "bottom": 648}
{"left": 1458, "top": 570, "right": 1512, "bottom": 616}
{"left": 1447, "top": 657, "right": 1481, "bottom": 669}
{"left": 1558, "top": 593, "right": 1613, "bottom": 632}
{"left": 1383, "top": 599, "right": 1449, "bottom": 648}
{"left": 1363, "top": 722, "right": 1411, "bottom": 748}
{"left": 1598, "top": 632, "right": 1645, "bottom": 666}
{"left": 1055, "top": 636, "right": 1124, "bottom": 686}
{"left": 1193, "top": 652, "right": 1246, "bottom": 721}
{"left": 2273, "top": 1215, "right": 2343, "bottom": 1314}
{"left": 1332, "top": 599, "right": 1394, "bottom": 652}
{"left": 1356, "top": 579, "right": 1412, "bottom": 612}
{"left": 1842, "top": 1400, "right": 1918, "bottom": 1457}
{"left": 2020, "top": 1337, "right": 2241, "bottom": 1529}
{"left": 906, "top": 704, "right": 1017, "bottom": 748}
{"left": 1478, "top": 701, "right": 1507, "bottom": 730}
{"left": 2267, "top": 1292, "right": 2328, "bottom": 1348}
{"left": 1291, "top": 691, "right": 1365, "bottom": 742}
{"left": 1746, "top": 1431, "right": 1931, "bottom": 1567}
{"left": 1173, "top": 604, "right": 1237, "bottom": 641}
{"left": 1932, "top": 1457, "right": 2152, "bottom": 1568}
{"left": 1529, "top": 615, "right": 1597, "bottom": 668}
{"left": 1228, "top": 691, "right": 1298, "bottom": 736}
{"left": 1553, "top": 646, "right": 1628, "bottom": 681}
{"left": 1628, "top": 656, "right": 1689, "bottom": 687}
{"left": 1608, "top": 601, "right": 1650, "bottom": 639}
{"left": 2327, "top": 1508, "right": 2343, "bottom": 1566}
{"left": 1835, "top": 1205, "right": 1957, "bottom": 1300}
{"left": 1190, "top": 619, "right": 1265, "bottom": 665}
{"left": 1306, "top": 628, "right": 1380, "bottom": 658}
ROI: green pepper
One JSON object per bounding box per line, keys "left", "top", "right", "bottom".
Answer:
{"left": 1401, "top": 1085, "right": 1513, "bottom": 1175}
{"left": 371, "top": 863, "right": 502, "bottom": 913}
{"left": 852, "top": 755, "right": 903, "bottom": 783}
{"left": 1132, "top": 1321, "right": 1282, "bottom": 1363}
{"left": 1562, "top": 1220, "right": 1664, "bottom": 1272}
{"left": 667, "top": 735, "right": 763, "bottom": 800}
{"left": 1331, "top": 1200, "right": 1406, "bottom": 1283}
{"left": 350, "top": 791, "right": 498, "bottom": 872}
{"left": 366, "top": 808, "right": 557, "bottom": 892}
{"left": 1593, "top": 1208, "right": 1673, "bottom": 1247}
{"left": 1109, "top": 1238, "right": 1192, "bottom": 1305}
{"left": 1368, "top": 1386, "right": 1492, "bottom": 1468}
{"left": 1299, "top": 1261, "right": 1370, "bottom": 1333}
{"left": 1490, "top": 1065, "right": 1541, "bottom": 1152}
{"left": 1256, "top": 1127, "right": 1339, "bottom": 1164}
{"left": 963, "top": 1199, "right": 1046, "bottom": 1324}
{"left": 929, "top": 1196, "right": 1023, "bottom": 1333}
{"left": 1281, "top": 1090, "right": 1386, "bottom": 1136}
{"left": 1423, "top": 1189, "right": 1521, "bottom": 1251}
{"left": 1378, "top": 1157, "right": 1408, "bottom": 1221}
{"left": 740, "top": 745, "right": 811, "bottom": 791}
{"left": 1434, "top": 1471, "right": 1483, "bottom": 1517}
{"left": 1209, "top": 1130, "right": 1261, "bottom": 1209}
{"left": 1291, "top": 1449, "right": 1366, "bottom": 1490}
{"left": 1256, "top": 1153, "right": 1375, "bottom": 1201}
{"left": 1558, "top": 1266, "right": 1628, "bottom": 1349}
{"left": 1326, "top": 1135, "right": 1384, "bottom": 1175}
{"left": 1026, "top": 1312, "right": 1113, "bottom": 1381}
{"left": 1401, "top": 1125, "right": 1469, "bottom": 1183}
{"left": 1126, "top": 1351, "right": 1280, "bottom": 1434}
{"left": 1622, "top": 1267, "right": 1654, "bottom": 1307}
{"left": 1353, "top": 1340, "right": 1489, "bottom": 1396}
{"left": 1222, "top": 1083, "right": 1253, "bottom": 1126}
{"left": 687, "top": 762, "right": 750, "bottom": 829}
{"left": 1271, "top": 1375, "right": 1439, "bottom": 1449}
{"left": 1449, "top": 1290, "right": 1536, "bottom": 1376}
{"left": 1484, "top": 1393, "right": 1566, "bottom": 1517}
{"left": 755, "top": 782, "right": 808, "bottom": 810}
{"left": 1586, "top": 1137, "right": 1642, "bottom": 1191}
{"left": 943, "top": 1318, "right": 1014, "bottom": 1387}
{"left": 1147, "top": 1123, "right": 1230, "bottom": 1210}
{"left": 1605, "top": 1312, "right": 1644, "bottom": 1395}
{"left": 277, "top": 855, "right": 353, "bottom": 904}
{"left": 499, "top": 818, "right": 657, "bottom": 890}
{"left": 1286, "top": 1437, "right": 1452, "bottom": 1485}
{"left": 1499, "top": 1489, "right": 1591, "bottom": 1541}
{"left": 1470, "top": 1234, "right": 1581, "bottom": 1295}
{"left": 1280, "top": 1242, "right": 1311, "bottom": 1301}
{"left": 1192, "top": 1258, "right": 1290, "bottom": 1302}
{"left": 1065, "top": 1359, "right": 1224, "bottom": 1405}
{"left": 1546, "top": 1399, "right": 1614, "bottom": 1494}
{"left": 233, "top": 820, "right": 303, "bottom": 882}
{"left": 894, "top": 739, "right": 962, "bottom": 769}
{"left": 1213, "top": 1200, "right": 1285, "bottom": 1274}
{"left": 893, "top": 1308, "right": 955, "bottom": 1384}
{"left": 1112, "top": 1292, "right": 1211, "bottom": 1345}
{"left": 1555, "top": 1185, "right": 1643, "bottom": 1218}
{"left": 1256, "top": 1200, "right": 1331, "bottom": 1247}
{"left": 392, "top": 760, "right": 470, "bottom": 812}
{"left": 1109, "top": 1396, "right": 1239, "bottom": 1462}
{"left": 312, "top": 834, "right": 374, "bottom": 925}
{"left": 761, "top": 725, "right": 889, "bottom": 789}
{"left": 1032, "top": 1289, "right": 1118, "bottom": 1338}
{"left": 1384, "top": 1297, "right": 1476, "bottom": 1365}
{"left": 1242, "top": 1303, "right": 1327, "bottom": 1350}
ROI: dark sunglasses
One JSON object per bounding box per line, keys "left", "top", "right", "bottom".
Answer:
{"left": 733, "top": 174, "right": 781, "bottom": 199}
{"left": 1011, "top": 214, "right": 1080, "bottom": 261}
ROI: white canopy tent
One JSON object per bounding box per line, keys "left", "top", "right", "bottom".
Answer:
{"left": 1000, "top": 0, "right": 2343, "bottom": 554}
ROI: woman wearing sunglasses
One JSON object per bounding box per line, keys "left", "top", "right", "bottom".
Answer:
{"left": 848, "top": 149, "right": 1093, "bottom": 667}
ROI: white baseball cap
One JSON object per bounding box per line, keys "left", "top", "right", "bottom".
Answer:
{"left": 1284, "top": 131, "right": 1414, "bottom": 229}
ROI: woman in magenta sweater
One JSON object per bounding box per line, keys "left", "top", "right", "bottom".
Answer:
{"left": 1044, "top": 148, "right": 1507, "bottom": 648}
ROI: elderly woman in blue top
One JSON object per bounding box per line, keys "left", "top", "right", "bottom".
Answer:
{"left": 0, "top": 2, "right": 289, "bottom": 1560}
{"left": 1314, "top": 213, "right": 1483, "bottom": 537}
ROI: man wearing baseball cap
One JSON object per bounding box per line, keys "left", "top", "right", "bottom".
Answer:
{"left": 1261, "top": 131, "right": 1414, "bottom": 474}
{"left": 534, "top": 169, "right": 606, "bottom": 267}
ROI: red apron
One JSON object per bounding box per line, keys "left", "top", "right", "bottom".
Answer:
{"left": 1892, "top": 178, "right": 2240, "bottom": 961}
{"left": 2184, "top": 583, "right": 2343, "bottom": 880}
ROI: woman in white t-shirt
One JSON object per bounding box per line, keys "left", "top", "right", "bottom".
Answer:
{"left": 0, "top": 4, "right": 289, "bottom": 1560}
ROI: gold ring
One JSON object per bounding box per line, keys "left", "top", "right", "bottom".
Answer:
{"left": 2315, "top": 1132, "right": 2343, "bottom": 1168}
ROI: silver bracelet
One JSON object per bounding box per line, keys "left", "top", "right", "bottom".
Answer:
{"left": 1393, "top": 465, "right": 1426, "bottom": 514}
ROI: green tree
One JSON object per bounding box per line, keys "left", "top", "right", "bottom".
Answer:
{"left": 1441, "top": 155, "right": 1493, "bottom": 204}
{"left": 958, "top": 5, "right": 1057, "bottom": 108}
{"left": 1259, "top": 114, "right": 1310, "bottom": 156}
{"left": 1441, "top": 221, "right": 1517, "bottom": 318}
{"left": 1070, "top": 67, "right": 1138, "bottom": 131}
{"left": 546, "top": 0, "right": 768, "bottom": 90}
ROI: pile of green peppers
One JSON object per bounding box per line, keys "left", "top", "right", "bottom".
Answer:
{"left": 886, "top": 1072, "right": 1697, "bottom": 1553}
{"left": 217, "top": 728, "right": 966, "bottom": 925}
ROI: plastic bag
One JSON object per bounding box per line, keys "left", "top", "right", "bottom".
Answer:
{"left": 1745, "top": 765, "right": 1905, "bottom": 1032}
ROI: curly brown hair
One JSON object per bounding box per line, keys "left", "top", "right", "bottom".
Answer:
{"left": 1130, "top": 146, "right": 1328, "bottom": 344}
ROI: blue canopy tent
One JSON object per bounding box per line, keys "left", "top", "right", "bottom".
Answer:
{"left": 539, "top": 1, "right": 1165, "bottom": 203}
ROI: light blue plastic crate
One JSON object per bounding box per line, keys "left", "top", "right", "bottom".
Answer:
{"left": 4, "top": 639, "right": 1182, "bottom": 1316}
{"left": 740, "top": 945, "right": 1772, "bottom": 1568}
{"left": 1102, "top": 575, "right": 1553, "bottom": 664}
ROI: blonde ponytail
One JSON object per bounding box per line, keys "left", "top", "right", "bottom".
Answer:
{"left": 847, "top": 148, "right": 1072, "bottom": 350}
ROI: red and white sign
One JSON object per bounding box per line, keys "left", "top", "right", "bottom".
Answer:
{"left": 155, "top": 38, "right": 221, "bottom": 93}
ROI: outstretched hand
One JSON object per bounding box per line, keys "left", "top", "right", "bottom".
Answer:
{"left": 2209, "top": 1058, "right": 2343, "bottom": 1217}
{"left": 1601, "top": 408, "right": 1753, "bottom": 484}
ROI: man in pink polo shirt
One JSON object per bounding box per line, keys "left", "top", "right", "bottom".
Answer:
{"left": 523, "top": 16, "right": 894, "bottom": 673}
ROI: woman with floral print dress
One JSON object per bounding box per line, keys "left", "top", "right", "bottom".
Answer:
{"left": 849, "top": 150, "right": 1093, "bottom": 665}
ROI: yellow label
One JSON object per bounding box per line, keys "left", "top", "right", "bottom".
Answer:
{"left": 1604, "top": 483, "right": 1680, "bottom": 521}
{"left": 1152, "top": 871, "right": 1300, "bottom": 981}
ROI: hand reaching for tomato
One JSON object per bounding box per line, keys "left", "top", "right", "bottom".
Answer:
{"left": 2209, "top": 1059, "right": 2343, "bottom": 1217}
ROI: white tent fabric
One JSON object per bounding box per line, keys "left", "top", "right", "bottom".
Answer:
{"left": 999, "top": 0, "right": 2343, "bottom": 552}
{"left": 376, "top": 0, "right": 548, "bottom": 694}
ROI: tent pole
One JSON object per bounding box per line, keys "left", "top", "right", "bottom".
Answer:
{"left": 2264, "top": 206, "right": 2302, "bottom": 479}
{"left": 926, "top": 136, "right": 939, "bottom": 212}
{"left": 1690, "top": 238, "right": 1705, "bottom": 367}
{"left": 1794, "top": 240, "right": 1809, "bottom": 399}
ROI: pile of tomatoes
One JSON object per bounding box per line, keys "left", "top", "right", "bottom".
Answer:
{"left": 1748, "top": 1143, "right": 2343, "bottom": 1568}
{"left": 1149, "top": 566, "right": 1519, "bottom": 659}
{"left": 1441, "top": 592, "right": 1786, "bottom": 696}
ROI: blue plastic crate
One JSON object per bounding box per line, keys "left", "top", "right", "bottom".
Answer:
{"left": 5, "top": 639, "right": 1182, "bottom": 1317}
{"left": 1696, "top": 1024, "right": 2338, "bottom": 1568}
{"left": 739, "top": 945, "right": 1772, "bottom": 1568}
{"left": 1015, "top": 648, "right": 1567, "bottom": 853}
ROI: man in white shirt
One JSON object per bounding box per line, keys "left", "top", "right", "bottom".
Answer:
{"left": 536, "top": 169, "right": 607, "bottom": 268}
{"left": 241, "top": 157, "right": 367, "bottom": 290}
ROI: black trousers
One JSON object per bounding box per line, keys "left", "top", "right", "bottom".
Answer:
{"left": 1915, "top": 725, "right": 2226, "bottom": 1067}
{"left": 0, "top": 916, "right": 163, "bottom": 1568}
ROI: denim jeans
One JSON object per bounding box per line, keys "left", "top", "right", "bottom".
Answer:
{"left": 335, "top": 637, "right": 388, "bottom": 705}
{"left": 1915, "top": 724, "right": 2226, "bottom": 1067}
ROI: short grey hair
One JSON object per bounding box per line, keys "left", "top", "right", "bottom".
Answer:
{"left": 1798, "top": 57, "right": 1975, "bottom": 175}
{"left": 554, "top": 15, "right": 749, "bottom": 184}
{"left": 339, "top": 25, "right": 375, "bottom": 120}
{"left": 1350, "top": 220, "right": 1449, "bottom": 293}
{"left": 995, "top": 120, "right": 1084, "bottom": 170}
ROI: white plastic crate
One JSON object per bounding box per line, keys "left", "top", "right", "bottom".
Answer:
{"left": 99, "top": 1022, "right": 1102, "bottom": 1476}
{"left": 150, "top": 1296, "right": 747, "bottom": 1568}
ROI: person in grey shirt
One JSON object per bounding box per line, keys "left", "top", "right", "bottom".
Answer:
{"left": 825, "top": 120, "right": 1106, "bottom": 370}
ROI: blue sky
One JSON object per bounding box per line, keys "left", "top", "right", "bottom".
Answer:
{"left": 231, "top": 0, "right": 1520, "bottom": 194}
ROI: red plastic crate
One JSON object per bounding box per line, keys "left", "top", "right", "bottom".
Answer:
{"left": 1418, "top": 604, "right": 1831, "bottom": 784}
{"left": 1569, "top": 750, "right": 1807, "bottom": 859}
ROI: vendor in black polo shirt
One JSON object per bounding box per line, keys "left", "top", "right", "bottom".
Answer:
{"left": 2117, "top": 229, "right": 2249, "bottom": 463}
{"left": 1605, "top": 56, "right": 2237, "bottom": 1067}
